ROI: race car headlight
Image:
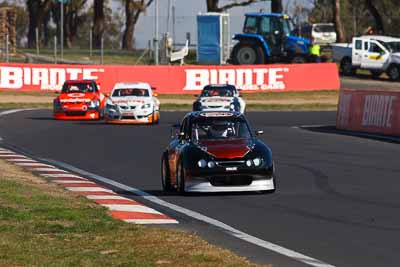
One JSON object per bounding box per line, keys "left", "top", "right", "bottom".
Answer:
{"left": 198, "top": 159, "right": 207, "bottom": 168}
{"left": 106, "top": 103, "right": 116, "bottom": 110}
{"left": 88, "top": 100, "right": 100, "bottom": 108}
{"left": 207, "top": 161, "right": 216, "bottom": 168}
{"left": 246, "top": 159, "right": 253, "bottom": 167}
{"left": 230, "top": 104, "right": 235, "bottom": 110}
{"left": 141, "top": 103, "right": 151, "bottom": 109}
{"left": 253, "top": 158, "right": 262, "bottom": 167}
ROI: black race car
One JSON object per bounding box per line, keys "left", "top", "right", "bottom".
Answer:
{"left": 161, "top": 111, "right": 276, "bottom": 194}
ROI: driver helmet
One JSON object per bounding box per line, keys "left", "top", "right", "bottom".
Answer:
{"left": 208, "top": 121, "right": 232, "bottom": 138}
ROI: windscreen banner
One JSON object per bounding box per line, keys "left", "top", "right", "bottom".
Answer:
{"left": 0, "top": 63, "right": 339, "bottom": 93}
{"left": 337, "top": 88, "right": 400, "bottom": 136}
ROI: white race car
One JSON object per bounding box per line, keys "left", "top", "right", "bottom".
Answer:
{"left": 192, "top": 84, "right": 246, "bottom": 114}
{"left": 104, "top": 82, "right": 160, "bottom": 124}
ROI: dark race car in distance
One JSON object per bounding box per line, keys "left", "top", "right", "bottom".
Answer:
{"left": 161, "top": 111, "right": 276, "bottom": 194}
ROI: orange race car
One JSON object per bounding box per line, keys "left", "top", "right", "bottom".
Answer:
{"left": 53, "top": 80, "right": 106, "bottom": 120}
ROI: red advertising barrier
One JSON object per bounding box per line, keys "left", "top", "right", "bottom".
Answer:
{"left": 0, "top": 63, "right": 339, "bottom": 93}
{"left": 337, "top": 88, "right": 400, "bottom": 136}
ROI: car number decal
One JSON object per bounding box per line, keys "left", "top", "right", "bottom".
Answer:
{"left": 225, "top": 167, "right": 238, "bottom": 172}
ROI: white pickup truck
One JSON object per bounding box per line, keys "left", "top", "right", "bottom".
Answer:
{"left": 332, "top": 35, "right": 400, "bottom": 81}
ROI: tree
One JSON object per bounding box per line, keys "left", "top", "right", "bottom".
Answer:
{"left": 364, "top": 0, "right": 384, "bottom": 34}
{"left": 333, "top": 0, "right": 346, "bottom": 42}
{"left": 271, "top": 0, "right": 282, "bottom": 13}
{"left": 0, "top": 1, "right": 28, "bottom": 47}
{"left": 26, "top": 0, "right": 52, "bottom": 48}
{"left": 206, "top": 0, "right": 266, "bottom": 12}
{"left": 92, "top": 0, "right": 105, "bottom": 48}
{"left": 122, "top": 0, "right": 153, "bottom": 50}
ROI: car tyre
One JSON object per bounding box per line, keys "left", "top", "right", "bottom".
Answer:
{"left": 176, "top": 161, "right": 186, "bottom": 195}
{"left": 260, "top": 163, "right": 277, "bottom": 194}
{"left": 153, "top": 111, "right": 160, "bottom": 124}
{"left": 291, "top": 55, "right": 306, "bottom": 64}
{"left": 387, "top": 64, "right": 400, "bottom": 81}
{"left": 340, "top": 57, "right": 355, "bottom": 76}
{"left": 161, "top": 154, "right": 172, "bottom": 192}
{"left": 371, "top": 70, "right": 382, "bottom": 80}
{"left": 232, "top": 43, "right": 265, "bottom": 65}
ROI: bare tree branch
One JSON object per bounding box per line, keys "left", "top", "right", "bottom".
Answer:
{"left": 207, "top": 0, "right": 267, "bottom": 12}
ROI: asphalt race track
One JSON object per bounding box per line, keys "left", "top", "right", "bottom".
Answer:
{"left": 1, "top": 110, "right": 400, "bottom": 267}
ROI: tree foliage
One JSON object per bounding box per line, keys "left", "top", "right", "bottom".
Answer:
{"left": 0, "top": 1, "right": 28, "bottom": 46}
{"left": 122, "top": 0, "right": 154, "bottom": 50}
{"left": 206, "top": 0, "right": 268, "bottom": 12}
{"left": 310, "top": 0, "right": 400, "bottom": 42}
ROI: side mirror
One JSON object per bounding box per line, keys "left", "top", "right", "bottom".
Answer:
{"left": 151, "top": 87, "right": 157, "bottom": 91}
{"left": 255, "top": 130, "right": 264, "bottom": 136}
{"left": 170, "top": 124, "right": 181, "bottom": 138}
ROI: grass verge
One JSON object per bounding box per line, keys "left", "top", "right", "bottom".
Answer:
{"left": 0, "top": 159, "right": 264, "bottom": 267}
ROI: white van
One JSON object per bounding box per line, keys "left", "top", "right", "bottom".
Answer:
{"left": 312, "top": 23, "right": 337, "bottom": 45}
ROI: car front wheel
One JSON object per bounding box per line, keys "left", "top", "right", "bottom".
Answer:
{"left": 387, "top": 65, "right": 400, "bottom": 81}
{"left": 161, "top": 155, "right": 172, "bottom": 191}
{"left": 176, "top": 162, "right": 186, "bottom": 195}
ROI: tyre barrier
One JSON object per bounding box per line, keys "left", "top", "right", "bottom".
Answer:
{"left": 337, "top": 88, "right": 400, "bottom": 136}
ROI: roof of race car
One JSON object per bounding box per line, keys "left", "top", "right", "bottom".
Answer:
{"left": 203, "top": 84, "right": 236, "bottom": 89}
{"left": 113, "top": 82, "right": 152, "bottom": 90}
{"left": 65, "top": 79, "right": 95, "bottom": 84}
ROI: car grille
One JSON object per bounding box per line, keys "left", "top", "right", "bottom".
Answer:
{"left": 65, "top": 111, "right": 86, "bottom": 116}
{"left": 121, "top": 116, "right": 136, "bottom": 120}
{"left": 216, "top": 160, "right": 245, "bottom": 167}
{"left": 210, "top": 175, "right": 252, "bottom": 186}
{"left": 119, "top": 105, "right": 136, "bottom": 110}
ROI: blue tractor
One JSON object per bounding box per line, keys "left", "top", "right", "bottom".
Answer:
{"left": 230, "top": 13, "right": 312, "bottom": 64}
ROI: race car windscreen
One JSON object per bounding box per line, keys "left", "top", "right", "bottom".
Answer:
{"left": 112, "top": 88, "right": 150, "bottom": 97}
{"left": 201, "top": 86, "right": 235, "bottom": 97}
{"left": 62, "top": 82, "right": 95, "bottom": 93}
{"left": 191, "top": 117, "right": 251, "bottom": 141}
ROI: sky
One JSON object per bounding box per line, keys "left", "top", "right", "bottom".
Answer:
{"left": 113, "top": 0, "right": 314, "bottom": 48}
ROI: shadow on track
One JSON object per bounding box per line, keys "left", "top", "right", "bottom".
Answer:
{"left": 301, "top": 125, "right": 400, "bottom": 144}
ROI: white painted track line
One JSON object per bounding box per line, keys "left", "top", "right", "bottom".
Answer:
{"left": 101, "top": 204, "right": 162, "bottom": 214}
{"left": 30, "top": 168, "right": 67, "bottom": 172}
{"left": 44, "top": 158, "right": 336, "bottom": 267}
{"left": 0, "top": 154, "right": 26, "bottom": 158}
{"left": 123, "top": 219, "right": 179, "bottom": 224}
{"left": 53, "top": 180, "right": 95, "bottom": 184}
{"left": 65, "top": 187, "right": 113, "bottom": 193}
{"left": 0, "top": 109, "right": 39, "bottom": 117}
{"left": 15, "top": 163, "right": 54, "bottom": 167}
{"left": 7, "top": 158, "right": 36, "bottom": 162}
{"left": 41, "top": 173, "right": 83, "bottom": 178}
{"left": 86, "top": 195, "right": 131, "bottom": 200}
